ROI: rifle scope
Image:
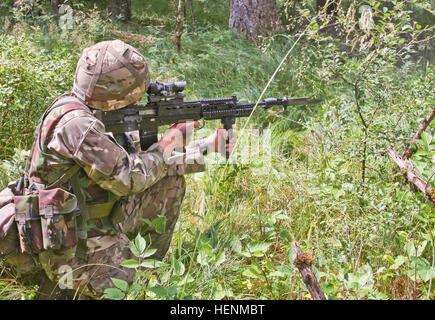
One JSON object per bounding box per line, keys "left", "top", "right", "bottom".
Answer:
{"left": 148, "top": 81, "right": 186, "bottom": 97}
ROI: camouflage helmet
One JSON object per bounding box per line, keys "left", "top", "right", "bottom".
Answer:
{"left": 72, "top": 39, "right": 150, "bottom": 111}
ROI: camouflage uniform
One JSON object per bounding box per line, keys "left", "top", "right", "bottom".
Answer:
{"left": 28, "top": 96, "right": 205, "bottom": 299}
{"left": 20, "top": 40, "right": 207, "bottom": 299}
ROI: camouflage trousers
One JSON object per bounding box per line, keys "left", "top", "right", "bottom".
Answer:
{"left": 37, "top": 174, "right": 186, "bottom": 299}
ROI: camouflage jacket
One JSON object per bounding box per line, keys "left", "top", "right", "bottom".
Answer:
{"left": 28, "top": 95, "right": 206, "bottom": 237}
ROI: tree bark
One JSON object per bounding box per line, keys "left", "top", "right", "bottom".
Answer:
{"left": 108, "top": 0, "right": 131, "bottom": 21}
{"left": 292, "top": 242, "right": 326, "bottom": 300}
{"left": 229, "top": 0, "right": 279, "bottom": 42}
{"left": 188, "top": 0, "right": 195, "bottom": 23}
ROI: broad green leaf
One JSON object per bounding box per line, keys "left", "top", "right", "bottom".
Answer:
{"left": 410, "top": 256, "right": 430, "bottom": 275}
{"left": 405, "top": 240, "right": 427, "bottom": 257}
{"left": 405, "top": 269, "right": 420, "bottom": 280}
{"left": 135, "top": 233, "right": 147, "bottom": 255}
{"left": 215, "top": 250, "right": 226, "bottom": 266}
{"left": 347, "top": 267, "right": 374, "bottom": 290}
{"left": 111, "top": 278, "right": 128, "bottom": 292}
{"left": 142, "top": 248, "right": 157, "bottom": 258}
{"left": 102, "top": 288, "right": 125, "bottom": 300}
{"left": 172, "top": 258, "right": 185, "bottom": 276}
{"left": 390, "top": 255, "right": 406, "bottom": 270}
{"left": 287, "top": 248, "right": 295, "bottom": 265}
{"left": 197, "top": 248, "right": 210, "bottom": 266}
{"left": 197, "top": 244, "right": 214, "bottom": 266}
{"left": 247, "top": 241, "right": 271, "bottom": 256}
{"left": 175, "top": 274, "right": 194, "bottom": 286}
{"left": 275, "top": 265, "right": 294, "bottom": 276}
{"left": 231, "top": 235, "right": 242, "bottom": 254}
{"left": 129, "top": 241, "right": 141, "bottom": 258}
{"left": 213, "top": 283, "right": 233, "bottom": 300}
{"left": 147, "top": 286, "right": 167, "bottom": 297}
{"left": 141, "top": 259, "right": 166, "bottom": 268}
{"left": 213, "top": 283, "right": 226, "bottom": 300}
{"left": 240, "top": 250, "right": 251, "bottom": 258}
{"left": 152, "top": 216, "right": 167, "bottom": 234}
{"left": 417, "top": 266, "right": 435, "bottom": 282}
{"left": 242, "top": 265, "right": 262, "bottom": 278}
{"left": 120, "top": 259, "right": 140, "bottom": 268}
{"left": 128, "top": 283, "right": 141, "bottom": 294}
{"left": 420, "top": 131, "right": 432, "bottom": 148}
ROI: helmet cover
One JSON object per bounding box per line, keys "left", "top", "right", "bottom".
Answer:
{"left": 73, "top": 39, "right": 150, "bottom": 111}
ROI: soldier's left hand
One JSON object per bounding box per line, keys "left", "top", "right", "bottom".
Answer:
{"left": 205, "top": 128, "right": 238, "bottom": 154}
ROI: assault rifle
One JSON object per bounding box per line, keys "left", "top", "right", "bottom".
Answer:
{"left": 94, "top": 81, "right": 321, "bottom": 158}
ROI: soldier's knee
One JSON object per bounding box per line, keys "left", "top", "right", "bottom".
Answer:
{"left": 159, "top": 175, "right": 186, "bottom": 200}
{"left": 165, "top": 174, "right": 186, "bottom": 190}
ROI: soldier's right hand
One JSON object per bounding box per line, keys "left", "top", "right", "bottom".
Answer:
{"left": 158, "top": 121, "right": 200, "bottom": 157}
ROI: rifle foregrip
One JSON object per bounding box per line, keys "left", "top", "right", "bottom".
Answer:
{"left": 221, "top": 116, "right": 235, "bottom": 159}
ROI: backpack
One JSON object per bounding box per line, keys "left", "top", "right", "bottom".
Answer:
{"left": 0, "top": 96, "right": 90, "bottom": 273}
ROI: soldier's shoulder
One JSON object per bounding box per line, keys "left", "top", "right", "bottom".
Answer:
{"left": 43, "top": 99, "right": 92, "bottom": 123}
{"left": 42, "top": 106, "right": 104, "bottom": 145}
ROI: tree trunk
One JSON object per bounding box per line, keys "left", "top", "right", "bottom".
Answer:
{"left": 229, "top": 0, "right": 279, "bottom": 42}
{"left": 108, "top": 0, "right": 131, "bottom": 21}
{"left": 316, "top": 0, "right": 338, "bottom": 15}
{"left": 50, "top": 0, "right": 65, "bottom": 14}
{"left": 188, "top": 0, "right": 195, "bottom": 23}
{"left": 176, "top": 0, "right": 182, "bottom": 52}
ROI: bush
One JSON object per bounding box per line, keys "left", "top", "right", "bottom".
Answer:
{"left": 0, "top": 29, "right": 75, "bottom": 159}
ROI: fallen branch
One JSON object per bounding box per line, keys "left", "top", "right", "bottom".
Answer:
{"left": 292, "top": 242, "right": 326, "bottom": 300}
{"left": 402, "top": 107, "right": 435, "bottom": 159}
{"left": 387, "top": 147, "right": 434, "bottom": 204}
{"left": 111, "top": 30, "right": 156, "bottom": 47}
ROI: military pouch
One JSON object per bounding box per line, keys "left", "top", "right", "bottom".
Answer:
{"left": 14, "top": 193, "right": 44, "bottom": 254}
{"left": 0, "top": 185, "right": 37, "bottom": 273}
{"left": 14, "top": 188, "right": 79, "bottom": 254}
{"left": 38, "top": 188, "right": 79, "bottom": 251}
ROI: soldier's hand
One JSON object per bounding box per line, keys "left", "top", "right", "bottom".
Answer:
{"left": 158, "top": 121, "right": 200, "bottom": 156}
{"left": 204, "top": 128, "right": 237, "bottom": 154}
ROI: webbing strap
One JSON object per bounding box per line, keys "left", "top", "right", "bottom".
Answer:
{"left": 70, "top": 174, "right": 89, "bottom": 260}
{"left": 21, "top": 96, "right": 87, "bottom": 192}
{"left": 86, "top": 42, "right": 110, "bottom": 99}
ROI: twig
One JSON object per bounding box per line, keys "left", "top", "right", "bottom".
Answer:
{"left": 402, "top": 107, "right": 435, "bottom": 159}
{"left": 413, "top": 34, "right": 435, "bottom": 44}
{"left": 353, "top": 236, "right": 364, "bottom": 273}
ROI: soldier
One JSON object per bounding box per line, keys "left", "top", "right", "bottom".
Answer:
{"left": 6, "top": 39, "right": 236, "bottom": 299}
